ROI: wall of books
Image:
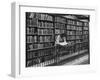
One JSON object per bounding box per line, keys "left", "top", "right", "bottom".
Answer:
{"left": 26, "top": 12, "right": 89, "bottom": 67}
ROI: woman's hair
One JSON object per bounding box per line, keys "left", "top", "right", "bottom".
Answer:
{"left": 60, "top": 33, "right": 67, "bottom": 38}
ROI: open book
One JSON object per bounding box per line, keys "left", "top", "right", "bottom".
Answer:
{"left": 59, "top": 42, "right": 68, "bottom": 46}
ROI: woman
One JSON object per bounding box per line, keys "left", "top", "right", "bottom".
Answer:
{"left": 55, "top": 33, "right": 68, "bottom": 46}
{"left": 55, "top": 33, "right": 70, "bottom": 63}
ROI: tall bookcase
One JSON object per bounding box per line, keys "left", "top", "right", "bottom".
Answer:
{"left": 26, "top": 12, "right": 89, "bottom": 67}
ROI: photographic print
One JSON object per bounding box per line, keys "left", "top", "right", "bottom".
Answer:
{"left": 25, "top": 12, "right": 90, "bottom": 67}
{"left": 11, "top": 2, "right": 95, "bottom": 77}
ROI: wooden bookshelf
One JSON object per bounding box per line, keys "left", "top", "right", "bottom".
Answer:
{"left": 26, "top": 12, "right": 89, "bottom": 67}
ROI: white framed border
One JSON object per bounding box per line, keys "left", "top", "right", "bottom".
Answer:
{"left": 11, "top": 2, "right": 96, "bottom": 78}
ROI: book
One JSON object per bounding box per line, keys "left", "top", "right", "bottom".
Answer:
{"left": 76, "top": 27, "right": 82, "bottom": 31}
{"left": 36, "top": 13, "right": 53, "bottom": 21}
{"left": 67, "top": 36, "right": 75, "bottom": 40}
{"left": 67, "top": 31, "right": 75, "bottom": 35}
{"left": 83, "top": 27, "right": 88, "bottom": 30}
{"left": 27, "top": 36, "right": 37, "bottom": 43}
{"left": 27, "top": 27, "right": 38, "bottom": 35}
{"left": 76, "top": 36, "right": 82, "bottom": 39}
{"left": 76, "top": 31, "right": 82, "bottom": 35}
{"left": 38, "top": 29, "right": 53, "bottom": 35}
{"left": 55, "top": 23, "right": 66, "bottom": 29}
{"left": 83, "top": 31, "right": 88, "bottom": 34}
{"left": 26, "top": 18, "right": 38, "bottom": 27}
{"left": 55, "top": 17, "right": 66, "bottom": 23}
{"left": 67, "top": 25, "right": 76, "bottom": 30}
{"left": 76, "top": 21, "right": 83, "bottom": 26}
{"left": 67, "top": 19, "right": 75, "bottom": 25}
{"left": 38, "top": 21, "right": 53, "bottom": 28}
{"left": 38, "top": 44, "right": 44, "bottom": 49}
{"left": 84, "top": 22, "right": 89, "bottom": 26}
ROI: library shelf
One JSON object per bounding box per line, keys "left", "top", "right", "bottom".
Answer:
{"left": 38, "top": 19, "right": 53, "bottom": 22}
{"left": 26, "top": 12, "right": 89, "bottom": 67}
{"left": 38, "top": 34, "right": 54, "bottom": 36}
{"left": 27, "top": 46, "right": 55, "bottom": 52}
{"left": 32, "top": 49, "right": 88, "bottom": 67}
{"left": 27, "top": 25, "right": 38, "bottom": 28}
{"left": 38, "top": 27, "right": 54, "bottom": 29}
{"left": 26, "top": 41, "right": 54, "bottom": 44}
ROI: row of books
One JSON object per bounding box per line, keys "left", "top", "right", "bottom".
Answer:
{"left": 26, "top": 12, "right": 53, "bottom": 21}
{"left": 67, "top": 25, "right": 82, "bottom": 31}
{"left": 83, "top": 31, "right": 88, "bottom": 34}
{"left": 67, "top": 35, "right": 82, "bottom": 40}
{"left": 67, "top": 20, "right": 76, "bottom": 25}
{"left": 67, "top": 25, "right": 76, "bottom": 30}
{"left": 27, "top": 43, "right": 54, "bottom": 50}
{"left": 67, "top": 36, "right": 76, "bottom": 40}
{"left": 27, "top": 28, "right": 54, "bottom": 35}
{"left": 55, "top": 23, "right": 66, "bottom": 28}
{"left": 76, "top": 40, "right": 82, "bottom": 43}
{"left": 37, "top": 13, "right": 53, "bottom": 21}
{"left": 76, "top": 21, "right": 83, "bottom": 26}
{"left": 26, "top": 18, "right": 38, "bottom": 27}
{"left": 27, "top": 49, "right": 55, "bottom": 60}
{"left": 38, "top": 29, "right": 53, "bottom": 35}
{"left": 27, "top": 36, "right": 37, "bottom": 43}
{"left": 27, "top": 44, "right": 38, "bottom": 50}
{"left": 83, "top": 39, "right": 88, "bottom": 42}
{"left": 82, "top": 42, "right": 89, "bottom": 49}
{"left": 56, "top": 46, "right": 70, "bottom": 53}
{"left": 27, "top": 27, "right": 38, "bottom": 35}
{"left": 82, "top": 42, "right": 89, "bottom": 46}
{"left": 26, "top": 43, "right": 89, "bottom": 67}
{"left": 55, "top": 29, "right": 65, "bottom": 34}
{"left": 38, "top": 49, "right": 55, "bottom": 57}
{"left": 26, "top": 46, "right": 77, "bottom": 67}
{"left": 67, "top": 31, "right": 75, "bottom": 35}
{"left": 27, "top": 43, "right": 76, "bottom": 58}
{"left": 38, "top": 36, "right": 54, "bottom": 42}
{"left": 76, "top": 36, "right": 82, "bottom": 39}
{"left": 26, "top": 12, "right": 88, "bottom": 26}
{"left": 27, "top": 59, "right": 39, "bottom": 67}
{"left": 27, "top": 28, "right": 84, "bottom": 37}
{"left": 83, "top": 27, "right": 88, "bottom": 30}
{"left": 27, "top": 51, "right": 38, "bottom": 59}
{"left": 55, "top": 17, "right": 66, "bottom": 23}
{"left": 67, "top": 35, "right": 83, "bottom": 41}
{"left": 76, "top": 27, "right": 82, "bottom": 31}
{"left": 27, "top": 55, "right": 55, "bottom": 67}
{"left": 83, "top": 35, "right": 88, "bottom": 39}
{"left": 38, "top": 43, "right": 54, "bottom": 49}
{"left": 84, "top": 22, "right": 89, "bottom": 26}
{"left": 76, "top": 43, "right": 83, "bottom": 48}
{"left": 75, "top": 44, "right": 83, "bottom": 51}
{"left": 26, "top": 12, "right": 37, "bottom": 19}
{"left": 26, "top": 13, "right": 89, "bottom": 28}
{"left": 76, "top": 31, "right": 82, "bottom": 35}
{"left": 27, "top": 36, "right": 54, "bottom": 43}
{"left": 38, "top": 22, "right": 53, "bottom": 28}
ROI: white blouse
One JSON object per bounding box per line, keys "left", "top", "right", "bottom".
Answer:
{"left": 55, "top": 35, "right": 68, "bottom": 46}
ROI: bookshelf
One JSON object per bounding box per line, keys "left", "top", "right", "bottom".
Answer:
{"left": 82, "top": 22, "right": 89, "bottom": 50}
{"left": 26, "top": 12, "right": 89, "bottom": 67}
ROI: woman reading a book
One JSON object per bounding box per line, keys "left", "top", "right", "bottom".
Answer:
{"left": 55, "top": 33, "right": 70, "bottom": 46}
{"left": 55, "top": 33, "right": 72, "bottom": 63}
